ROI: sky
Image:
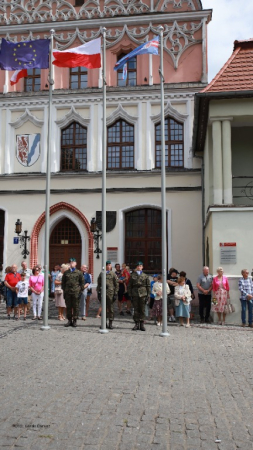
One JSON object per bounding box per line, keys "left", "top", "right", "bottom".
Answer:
{"left": 201, "top": 0, "right": 253, "bottom": 81}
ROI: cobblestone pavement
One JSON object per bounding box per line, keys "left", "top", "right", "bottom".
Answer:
{"left": 0, "top": 298, "right": 253, "bottom": 450}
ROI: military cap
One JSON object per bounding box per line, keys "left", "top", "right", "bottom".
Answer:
{"left": 69, "top": 257, "right": 76, "bottom": 262}
{"left": 136, "top": 261, "right": 143, "bottom": 266}
{"left": 106, "top": 260, "right": 111, "bottom": 265}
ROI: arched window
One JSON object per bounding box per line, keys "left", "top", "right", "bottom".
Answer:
{"left": 125, "top": 208, "right": 164, "bottom": 273}
{"left": 24, "top": 69, "right": 41, "bottom": 92}
{"left": 155, "top": 117, "right": 184, "bottom": 168}
{"left": 61, "top": 122, "right": 87, "bottom": 171}
{"left": 107, "top": 119, "right": 134, "bottom": 170}
{"left": 117, "top": 53, "right": 136, "bottom": 87}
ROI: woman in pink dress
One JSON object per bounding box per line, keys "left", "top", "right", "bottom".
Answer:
{"left": 29, "top": 266, "right": 44, "bottom": 320}
{"left": 212, "top": 267, "right": 230, "bottom": 325}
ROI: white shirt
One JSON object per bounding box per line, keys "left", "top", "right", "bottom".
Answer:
{"left": 16, "top": 280, "right": 29, "bottom": 298}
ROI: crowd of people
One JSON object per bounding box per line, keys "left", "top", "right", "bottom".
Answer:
{"left": 1, "top": 260, "right": 253, "bottom": 329}
{"left": 1, "top": 260, "right": 92, "bottom": 325}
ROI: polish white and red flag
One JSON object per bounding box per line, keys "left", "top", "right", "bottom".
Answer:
{"left": 52, "top": 38, "right": 101, "bottom": 69}
{"left": 10, "top": 69, "right": 28, "bottom": 85}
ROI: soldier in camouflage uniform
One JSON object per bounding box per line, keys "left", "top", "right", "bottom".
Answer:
{"left": 62, "top": 258, "right": 84, "bottom": 327}
{"left": 128, "top": 261, "right": 150, "bottom": 331}
{"left": 97, "top": 260, "right": 119, "bottom": 329}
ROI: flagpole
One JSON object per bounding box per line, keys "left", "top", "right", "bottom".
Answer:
{"left": 100, "top": 27, "right": 108, "bottom": 334}
{"left": 41, "top": 29, "right": 55, "bottom": 331}
{"left": 158, "top": 26, "right": 169, "bottom": 338}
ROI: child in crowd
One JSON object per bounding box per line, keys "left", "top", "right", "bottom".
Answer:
{"left": 148, "top": 274, "right": 158, "bottom": 321}
{"left": 121, "top": 263, "right": 131, "bottom": 314}
{"left": 15, "top": 272, "right": 29, "bottom": 320}
{"left": 152, "top": 274, "right": 170, "bottom": 326}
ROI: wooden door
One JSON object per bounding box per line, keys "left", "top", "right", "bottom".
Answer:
{"left": 49, "top": 218, "right": 82, "bottom": 270}
{"left": 125, "top": 208, "right": 163, "bottom": 274}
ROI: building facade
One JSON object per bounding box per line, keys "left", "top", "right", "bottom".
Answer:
{"left": 193, "top": 38, "right": 253, "bottom": 323}
{"left": 0, "top": 0, "right": 211, "bottom": 283}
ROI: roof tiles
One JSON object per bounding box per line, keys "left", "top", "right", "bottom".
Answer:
{"left": 202, "top": 39, "right": 253, "bottom": 93}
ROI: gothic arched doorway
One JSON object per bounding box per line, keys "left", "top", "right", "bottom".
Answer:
{"left": 49, "top": 218, "right": 82, "bottom": 270}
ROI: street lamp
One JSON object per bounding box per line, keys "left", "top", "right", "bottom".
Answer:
{"left": 15, "top": 219, "right": 30, "bottom": 259}
{"left": 90, "top": 217, "right": 102, "bottom": 259}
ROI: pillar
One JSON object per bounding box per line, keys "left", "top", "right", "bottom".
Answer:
{"left": 212, "top": 120, "right": 222, "bottom": 204}
{"left": 222, "top": 119, "right": 233, "bottom": 204}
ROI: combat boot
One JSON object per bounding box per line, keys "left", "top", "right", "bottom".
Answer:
{"left": 64, "top": 320, "right": 72, "bottom": 327}
{"left": 72, "top": 319, "right": 77, "bottom": 327}
{"left": 140, "top": 321, "right": 146, "bottom": 331}
{"left": 108, "top": 320, "right": 113, "bottom": 329}
{"left": 132, "top": 321, "right": 139, "bottom": 331}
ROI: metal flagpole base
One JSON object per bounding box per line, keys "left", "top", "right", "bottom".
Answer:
{"left": 40, "top": 325, "right": 51, "bottom": 331}
{"left": 159, "top": 331, "right": 170, "bottom": 337}
{"left": 99, "top": 328, "right": 109, "bottom": 334}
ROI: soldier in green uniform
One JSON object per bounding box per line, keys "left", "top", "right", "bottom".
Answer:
{"left": 128, "top": 261, "right": 150, "bottom": 331}
{"left": 97, "top": 260, "right": 119, "bottom": 329}
{"left": 62, "top": 258, "right": 84, "bottom": 327}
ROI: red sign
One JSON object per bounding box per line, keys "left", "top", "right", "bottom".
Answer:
{"left": 220, "top": 243, "right": 236, "bottom": 247}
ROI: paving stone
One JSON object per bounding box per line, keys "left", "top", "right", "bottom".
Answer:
{"left": 0, "top": 299, "right": 252, "bottom": 450}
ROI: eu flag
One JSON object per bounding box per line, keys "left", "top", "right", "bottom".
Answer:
{"left": 114, "top": 36, "right": 159, "bottom": 72}
{"left": 0, "top": 38, "right": 50, "bottom": 70}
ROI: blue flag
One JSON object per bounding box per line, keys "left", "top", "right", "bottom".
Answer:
{"left": 114, "top": 36, "right": 159, "bottom": 72}
{"left": 0, "top": 38, "right": 50, "bottom": 71}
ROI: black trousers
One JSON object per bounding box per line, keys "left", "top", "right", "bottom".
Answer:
{"left": 198, "top": 294, "right": 211, "bottom": 321}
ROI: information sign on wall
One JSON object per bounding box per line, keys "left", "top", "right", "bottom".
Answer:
{"left": 107, "top": 247, "right": 118, "bottom": 264}
{"left": 220, "top": 243, "right": 236, "bottom": 264}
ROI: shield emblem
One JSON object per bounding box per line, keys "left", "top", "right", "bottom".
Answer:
{"left": 16, "top": 134, "right": 40, "bottom": 167}
{"left": 96, "top": 211, "right": 117, "bottom": 232}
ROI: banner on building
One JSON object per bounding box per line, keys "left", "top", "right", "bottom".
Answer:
{"left": 16, "top": 134, "right": 41, "bottom": 167}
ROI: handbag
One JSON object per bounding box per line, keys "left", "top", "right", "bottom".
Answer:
{"left": 228, "top": 302, "right": 235, "bottom": 313}
{"left": 224, "top": 302, "right": 235, "bottom": 314}
{"left": 55, "top": 286, "right": 63, "bottom": 295}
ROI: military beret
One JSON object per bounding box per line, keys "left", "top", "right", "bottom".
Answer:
{"left": 106, "top": 260, "right": 111, "bottom": 265}
{"left": 69, "top": 257, "right": 76, "bottom": 262}
{"left": 136, "top": 261, "right": 143, "bottom": 266}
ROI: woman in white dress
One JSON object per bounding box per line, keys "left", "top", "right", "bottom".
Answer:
{"left": 174, "top": 276, "right": 192, "bottom": 327}
{"left": 54, "top": 264, "right": 68, "bottom": 320}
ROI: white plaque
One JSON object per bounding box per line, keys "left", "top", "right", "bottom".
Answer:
{"left": 107, "top": 247, "right": 118, "bottom": 265}
{"left": 220, "top": 243, "right": 236, "bottom": 264}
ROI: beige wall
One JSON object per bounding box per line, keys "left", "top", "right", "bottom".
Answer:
{"left": 0, "top": 173, "right": 202, "bottom": 284}
{"left": 209, "top": 98, "right": 253, "bottom": 119}
{"left": 205, "top": 209, "right": 253, "bottom": 275}
{"left": 204, "top": 208, "right": 253, "bottom": 325}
